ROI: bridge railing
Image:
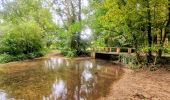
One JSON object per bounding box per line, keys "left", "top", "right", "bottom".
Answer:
{"left": 91, "top": 47, "right": 135, "bottom": 54}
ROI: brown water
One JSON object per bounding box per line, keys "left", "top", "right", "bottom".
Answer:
{"left": 0, "top": 57, "right": 123, "bottom": 100}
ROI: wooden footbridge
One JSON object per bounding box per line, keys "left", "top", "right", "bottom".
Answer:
{"left": 90, "top": 47, "right": 135, "bottom": 60}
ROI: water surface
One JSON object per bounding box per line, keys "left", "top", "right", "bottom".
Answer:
{"left": 0, "top": 57, "right": 123, "bottom": 100}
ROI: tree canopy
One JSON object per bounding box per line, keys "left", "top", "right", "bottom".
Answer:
{"left": 0, "top": 0, "right": 170, "bottom": 65}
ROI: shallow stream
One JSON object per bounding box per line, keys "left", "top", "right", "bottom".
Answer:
{"left": 0, "top": 57, "right": 123, "bottom": 100}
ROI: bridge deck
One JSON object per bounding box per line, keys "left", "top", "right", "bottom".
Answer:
{"left": 90, "top": 47, "right": 170, "bottom": 59}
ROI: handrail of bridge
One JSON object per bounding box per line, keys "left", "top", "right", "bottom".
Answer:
{"left": 89, "top": 47, "right": 135, "bottom": 54}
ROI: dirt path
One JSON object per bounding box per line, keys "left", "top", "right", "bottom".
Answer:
{"left": 99, "top": 67, "right": 170, "bottom": 100}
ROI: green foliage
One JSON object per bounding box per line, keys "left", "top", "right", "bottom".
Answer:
{"left": 68, "top": 22, "right": 81, "bottom": 34}
{"left": 0, "top": 22, "right": 44, "bottom": 55}
{"left": 0, "top": 0, "right": 169, "bottom": 65}
{"left": 0, "top": 0, "right": 57, "bottom": 47}
{"left": 118, "top": 54, "right": 140, "bottom": 69}
{"left": 89, "top": 0, "right": 170, "bottom": 66}
{"left": 119, "top": 54, "right": 138, "bottom": 64}
{"left": 0, "top": 22, "right": 46, "bottom": 63}
{"left": 0, "top": 0, "right": 56, "bottom": 63}
{"left": 164, "top": 46, "right": 170, "bottom": 53}
{"left": 60, "top": 47, "right": 77, "bottom": 57}
{"left": 57, "top": 21, "right": 86, "bottom": 56}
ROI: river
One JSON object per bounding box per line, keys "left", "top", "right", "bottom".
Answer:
{"left": 0, "top": 57, "right": 123, "bottom": 100}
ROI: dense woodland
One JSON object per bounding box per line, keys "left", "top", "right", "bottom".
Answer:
{"left": 0, "top": 0, "right": 170, "bottom": 67}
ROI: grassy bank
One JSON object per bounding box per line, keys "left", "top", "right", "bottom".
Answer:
{"left": 0, "top": 51, "right": 47, "bottom": 63}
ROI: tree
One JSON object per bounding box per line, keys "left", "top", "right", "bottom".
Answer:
{"left": 0, "top": 0, "right": 56, "bottom": 62}
{"left": 48, "top": 0, "right": 85, "bottom": 56}
{"left": 89, "top": 0, "right": 170, "bottom": 65}
{"left": 0, "top": 0, "right": 57, "bottom": 47}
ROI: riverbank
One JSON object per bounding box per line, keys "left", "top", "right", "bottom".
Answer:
{"left": 0, "top": 51, "right": 92, "bottom": 67}
{"left": 99, "top": 67, "right": 170, "bottom": 100}
{"left": 41, "top": 50, "right": 92, "bottom": 61}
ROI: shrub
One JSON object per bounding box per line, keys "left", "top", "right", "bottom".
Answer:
{"left": 0, "top": 22, "right": 44, "bottom": 55}
{"left": 60, "top": 47, "right": 77, "bottom": 57}
{"left": 0, "top": 22, "right": 45, "bottom": 63}
{"left": 118, "top": 54, "right": 140, "bottom": 69}
{"left": 119, "top": 54, "right": 137, "bottom": 64}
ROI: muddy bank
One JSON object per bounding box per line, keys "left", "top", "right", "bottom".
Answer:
{"left": 99, "top": 68, "right": 170, "bottom": 100}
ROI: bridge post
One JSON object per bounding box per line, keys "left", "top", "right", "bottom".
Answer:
{"left": 104, "top": 47, "right": 106, "bottom": 52}
{"left": 106, "top": 47, "right": 109, "bottom": 52}
{"left": 116, "top": 48, "right": 120, "bottom": 54}
{"left": 91, "top": 52, "right": 96, "bottom": 58}
{"left": 128, "top": 48, "right": 132, "bottom": 54}
{"left": 103, "top": 47, "right": 105, "bottom": 52}
{"left": 109, "top": 47, "right": 112, "bottom": 52}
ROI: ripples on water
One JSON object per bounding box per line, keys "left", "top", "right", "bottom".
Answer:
{"left": 0, "top": 57, "right": 123, "bottom": 100}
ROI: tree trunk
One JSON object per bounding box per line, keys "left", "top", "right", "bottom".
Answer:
{"left": 76, "top": 0, "right": 82, "bottom": 55}
{"left": 146, "top": 0, "right": 153, "bottom": 63}
{"left": 132, "top": 32, "right": 140, "bottom": 64}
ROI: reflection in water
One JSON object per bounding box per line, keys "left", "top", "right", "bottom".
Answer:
{"left": 82, "top": 61, "right": 93, "bottom": 69}
{"left": 82, "top": 69, "right": 93, "bottom": 81}
{"left": 0, "top": 90, "right": 7, "bottom": 100}
{"left": 43, "top": 80, "right": 67, "bottom": 100}
{"left": 44, "top": 58, "right": 65, "bottom": 69}
{"left": 52, "top": 80, "right": 67, "bottom": 99}
{"left": 0, "top": 58, "right": 123, "bottom": 100}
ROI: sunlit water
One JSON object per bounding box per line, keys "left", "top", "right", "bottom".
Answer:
{"left": 0, "top": 57, "right": 123, "bottom": 100}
